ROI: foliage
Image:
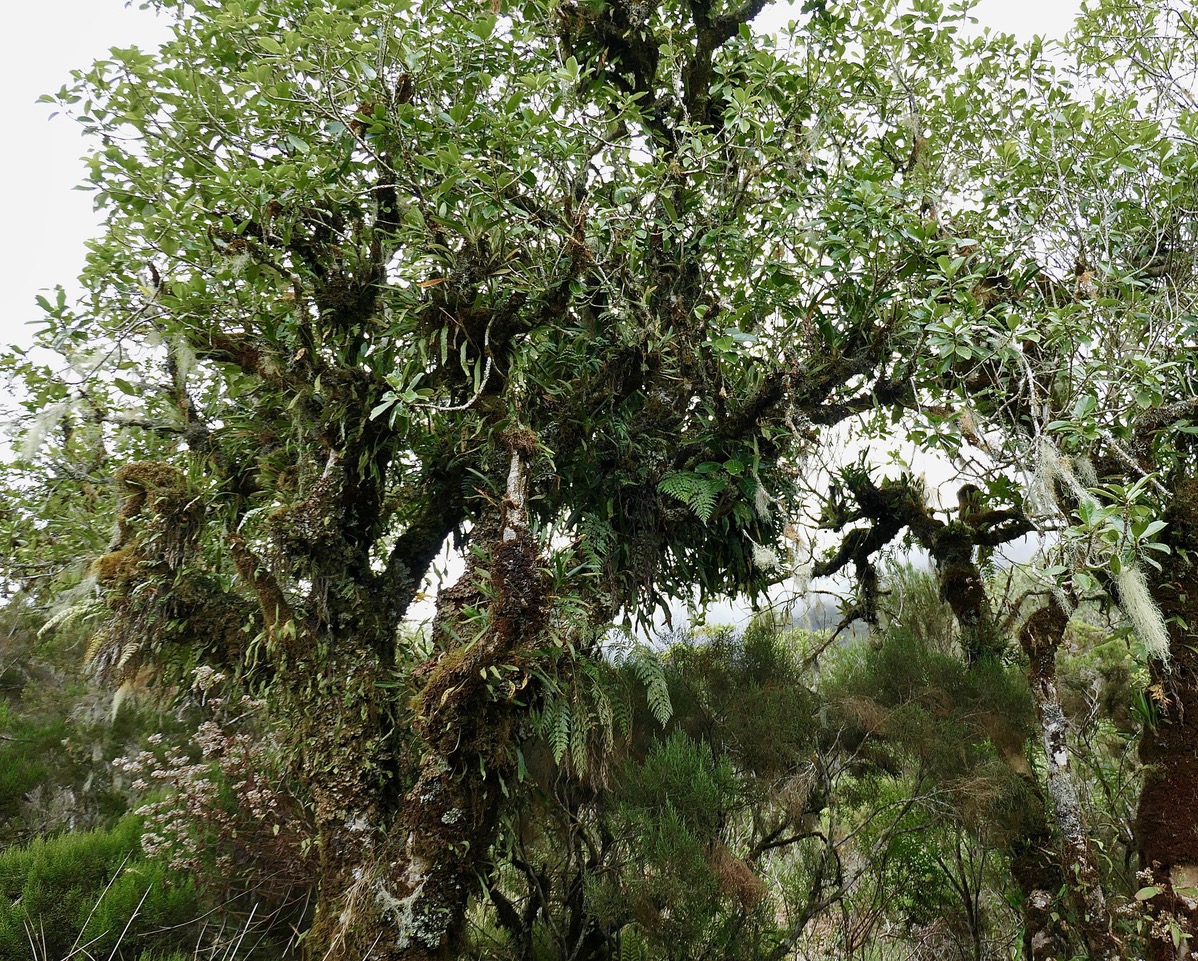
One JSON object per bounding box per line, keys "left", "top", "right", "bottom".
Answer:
{"left": 0, "top": 815, "right": 200, "bottom": 961}
{"left": 3, "top": 0, "right": 869, "bottom": 948}
{"left": 124, "top": 669, "right": 315, "bottom": 944}
{"left": 0, "top": 603, "right": 195, "bottom": 845}
{"left": 592, "top": 732, "right": 752, "bottom": 960}
{"left": 8, "top": 0, "right": 1198, "bottom": 956}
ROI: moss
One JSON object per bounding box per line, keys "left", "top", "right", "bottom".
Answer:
{"left": 89, "top": 547, "right": 142, "bottom": 585}
{"left": 500, "top": 425, "right": 540, "bottom": 459}
{"left": 409, "top": 641, "right": 477, "bottom": 728}
{"left": 114, "top": 461, "right": 186, "bottom": 493}
{"left": 106, "top": 462, "right": 201, "bottom": 573}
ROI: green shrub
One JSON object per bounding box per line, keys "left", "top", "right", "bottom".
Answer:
{"left": 0, "top": 815, "right": 200, "bottom": 961}
{"left": 0, "top": 703, "right": 74, "bottom": 834}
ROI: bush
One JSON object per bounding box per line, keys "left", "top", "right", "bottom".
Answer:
{"left": 0, "top": 814, "right": 200, "bottom": 961}
{"left": 0, "top": 705, "right": 71, "bottom": 833}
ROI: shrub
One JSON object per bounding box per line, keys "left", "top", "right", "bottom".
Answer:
{"left": 126, "top": 669, "right": 315, "bottom": 943}
{"left": 0, "top": 814, "right": 200, "bottom": 961}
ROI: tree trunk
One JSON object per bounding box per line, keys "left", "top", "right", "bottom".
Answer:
{"left": 1137, "top": 476, "right": 1198, "bottom": 961}
{"left": 928, "top": 518, "right": 1117, "bottom": 958}
{"left": 1001, "top": 776, "right": 1078, "bottom": 958}
{"left": 1020, "top": 603, "right": 1121, "bottom": 961}
{"left": 303, "top": 446, "right": 548, "bottom": 961}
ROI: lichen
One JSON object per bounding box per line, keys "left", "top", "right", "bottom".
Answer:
{"left": 374, "top": 874, "right": 450, "bottom": 951}
{"left": 1117, "top": 565, "right": 1172, "bottom": 662}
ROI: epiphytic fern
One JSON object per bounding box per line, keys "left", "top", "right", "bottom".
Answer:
{"left": 621, "top": 643, "right": 673, "bottom": 727}
{"left": 657, "top": 470, "right": 726, "bottom": 524}
{"left": 548, "top": 699, "right": 572, "bottom": 764}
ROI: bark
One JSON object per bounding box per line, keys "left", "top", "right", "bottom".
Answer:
{"left": 1020, "top": 603, "right": 1122, "bottom": 961}
{"left": 302, "top": 443, "right": 550, "bottom": 961}
{"left": 1007, "top": 828, "right": 1072, "bottom": 961}
{"left": 1136, "top": 476, "right": 1198, "bottom": 961}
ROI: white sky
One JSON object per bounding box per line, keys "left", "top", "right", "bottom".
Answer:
{"left": 0, "top": 0, "right": 174, "bottom": 352}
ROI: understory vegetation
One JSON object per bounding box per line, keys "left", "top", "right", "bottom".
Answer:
{"left": 0, "top": 577, "right": 1162, "bottom": 959}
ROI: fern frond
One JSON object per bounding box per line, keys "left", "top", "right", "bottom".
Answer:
{"left": 658, "top": 471, "right": 724, "bottom": 524}
{"left": 579, "top": 516, "right": 615, "bottom": 570}
{"left": 551, "top": 701, "right": 572, "bottom": 764}
{"left": 627, "top": 646, "right": 673, "bottom": 726}
{"left": 618, "top": 924, "right": 650, "bottom": 961}
{"left": 38, "top": 597, "right": 104, "bottom": 639}
{"left": 84, "top": 627, "right": 111, "bottom": 666}
{"left": 118, "top": 638, "right": 142, "bottom": 670}
{"left": 593, "top": 682, "right": 615, "bottom": 752}
{"left": 657, "top": 471, "right": 694, "bottom": 501}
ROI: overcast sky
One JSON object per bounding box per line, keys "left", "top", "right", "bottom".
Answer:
{"left": 0, "top": 0, "right": 1081, "bottom": 355}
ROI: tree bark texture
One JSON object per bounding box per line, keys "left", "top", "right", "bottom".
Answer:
{"left": 1137, "top": 476, "right": 1198, "bottom": 961}
{"left": 1020, "top": 603, "right": 1121, "bottom": 961}
{"left": 303, "top": 446, "right": 548, "bottom": 961}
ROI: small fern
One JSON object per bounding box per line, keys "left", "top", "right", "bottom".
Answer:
{"left": 550, "top": 700, "right": 572, "bottom": 764}
{"left": 617, "top": 924, "right": 651, "bottom": 961}
{"left": 658, "top": 470, "right": 725, "bottom": 524}
{"left": 625, "top": 645, "right": 673, "bottom": 727}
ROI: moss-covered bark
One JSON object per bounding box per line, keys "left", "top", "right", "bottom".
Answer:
{"left": 301, "top": 449, "right": 549, "bottom": 961}
{"left": 1137, "top": 476, "right": 1198, "bottom": 961}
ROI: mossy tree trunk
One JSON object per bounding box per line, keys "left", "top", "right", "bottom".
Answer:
{"left": 296, "top": 448, "right": 548, "bottom": 961}
{"left": 1137, "top": 476, "right": 1198, "bottom": 961}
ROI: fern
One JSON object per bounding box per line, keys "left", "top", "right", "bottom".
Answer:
{"left": 550, "top": 700, "right": 572, "bottom": 764}
{"left": 533, "top": 633, "right": 648, "bottom": 775}
{"left": 626, "top": 645, "right": 673, "bottom": 726}
{"left": 579, "top": 515, "right": 616, "bottom": 571}
{"left": 38, "top": 596, "right": 105, "bottom": 640}
{"left": 658, "top": 470, "right": 725, "bottom": 524}
{"left": 617, "top": 924, "right": 651, "bottom": 961}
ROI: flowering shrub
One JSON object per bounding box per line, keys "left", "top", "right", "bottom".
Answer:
{"left": 118, "top": 668, "right": 316, "bottom": 937}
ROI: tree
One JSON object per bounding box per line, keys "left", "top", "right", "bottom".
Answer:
{"left": 784, "top": 0, "right": 1198, "bottom": 955}
{"left": 3, "top": 0, "right": 877, "bottom": 956}
{"left": 10, "top": 0, "right": 1198, "bottom": 957}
